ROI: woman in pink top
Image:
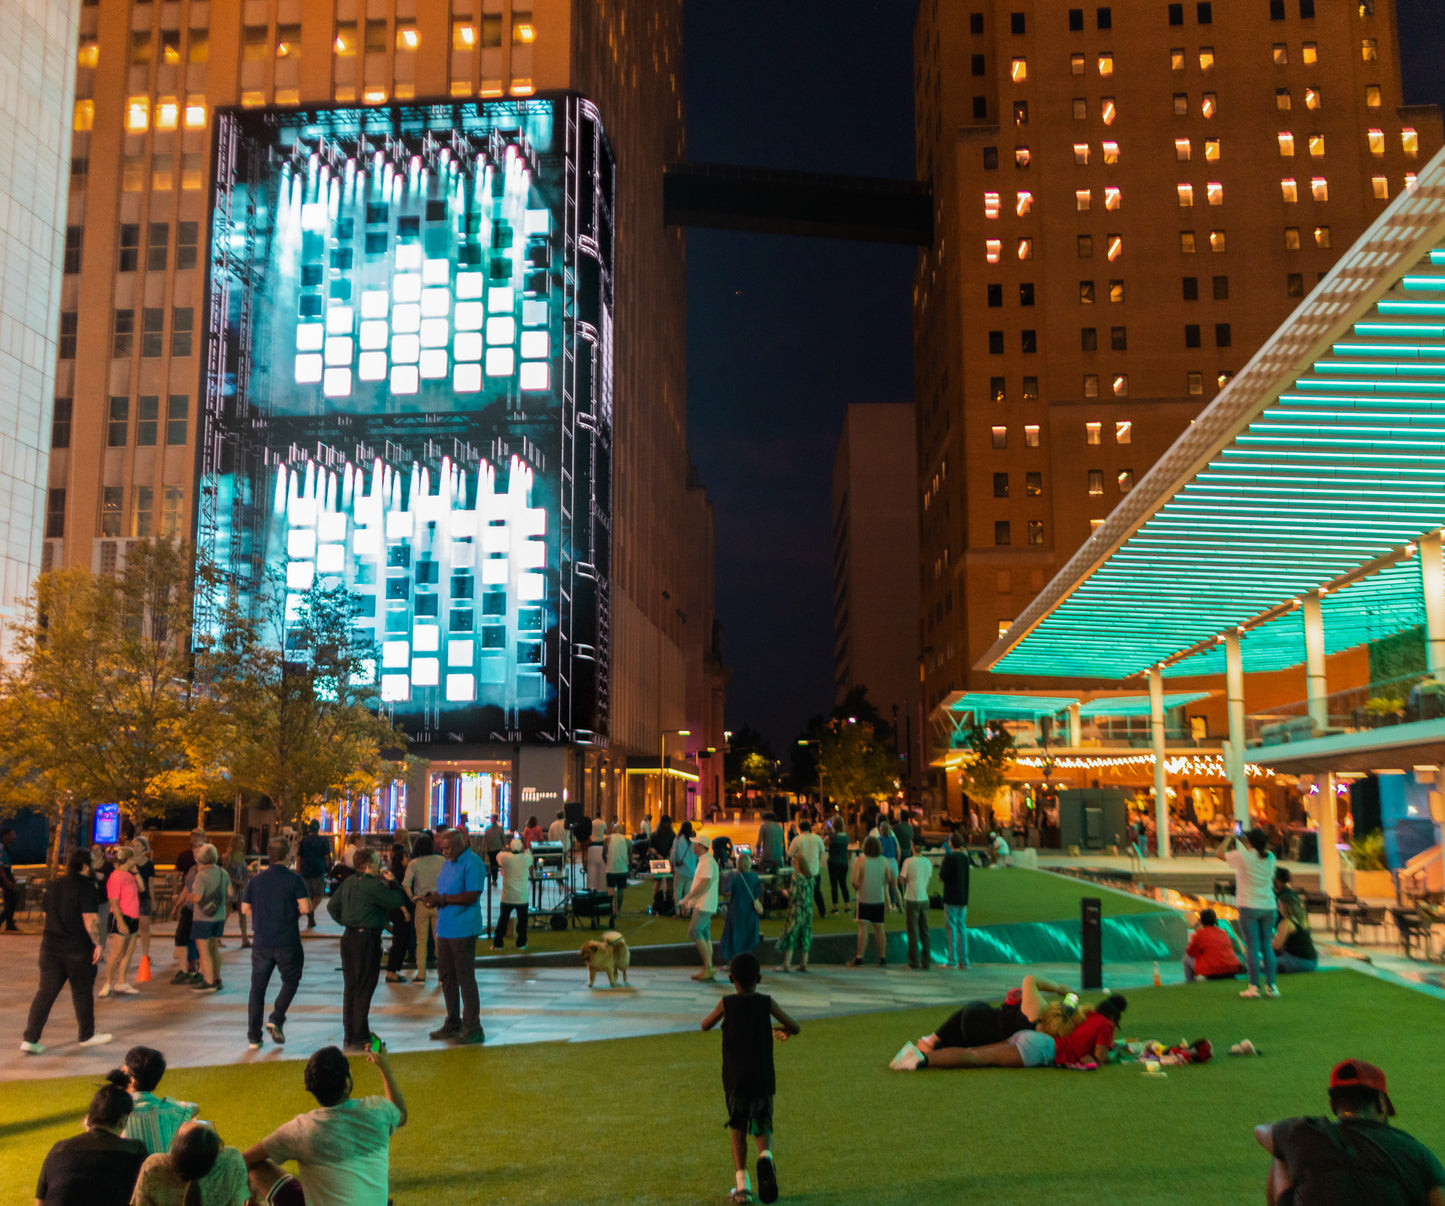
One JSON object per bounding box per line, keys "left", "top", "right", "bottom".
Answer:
{"left": 101, "top": 846, "right": 143, "bottom": 997}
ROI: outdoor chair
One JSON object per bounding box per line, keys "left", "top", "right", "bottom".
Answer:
{"left": 1390, "top": 907, "right": 1434, "bottom": 960}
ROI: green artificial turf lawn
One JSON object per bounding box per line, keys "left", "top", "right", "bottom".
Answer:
{"left": 7, "top": 970, "right": 1434, "bottom": 1205}
{"left": 485, "top": 867, "right": 1161, "bottom": 956}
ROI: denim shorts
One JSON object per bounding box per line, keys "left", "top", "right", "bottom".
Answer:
{"left": 190, "top": 919, "right": 225, "bottom": 940}
{"left": 1008, "top": 1029, "right": 1057, "bottom": 1067}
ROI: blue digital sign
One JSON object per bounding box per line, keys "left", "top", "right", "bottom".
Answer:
{"left": 93, "top": 804, "right": 121, "bottom": 846}
{"left": 200, "top": 98, "right": 614, "bottom": 745}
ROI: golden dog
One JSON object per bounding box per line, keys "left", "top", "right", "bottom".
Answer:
{"left": 580, "top": 930, "right": 630, "bottom": 988}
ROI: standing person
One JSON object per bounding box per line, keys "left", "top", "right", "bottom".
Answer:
{"left": 244, "top": 1043, "right": 407, "bottom": 1206}
{"left": 700, "top": 953, "right": 800, "bottom": 1206}
{"left": 650, "top": 813, "right": 675, "bottom": 861}
{"left": 241, "top": 837, "right": 311, "bottom": 1048}
{"left": 786, "top": 820, "right": 827, "bottom": 920}
{"left": 755, "top": 813, "right": 785, "bottom": 872}
{"left": 223, "top": 836, "right": 252, "bottom": 948}
{"left": 824, "top": 824, "right": 851, "bottom": 914}
{"left": 481, "top": 814, "right": 505, "bottom": 885}
{"left": 846, "top": 835, "right": 896, "bottom": 968}
{"left": 327, "top": 848, "right": 404, "bottom": 1051}
{"left": 492, "top": 837, "right": 532, "bottom": 952}
{"left": 170, "top": 830, "right": 204, "bottom": 983}
{"left": 894, "top": 811, "right": 915, "bottom": 867}
{"left": 401, "top": 832, "right": 443, "bottom": 984}
{"left": 521, "top": 815, "right": 544, "bottom": 849}
{"left": 0, "top": 825, "right": 19, "bottom": 931}
{"left": 99, "top": 847, "right": 143, "bottom": 997}
{"left": 671, "top": 821, "right": 699, "bottom": 913}
{"left": 186, "top": 844, "right": 230, "bottom": 994}
{"left": 420, "top": 829, "right": 486, "bottom": 1044}
{"left": 546, "top": 810, "right": 568, "bottom": 843}
{"left": 603, "top": 821, "right": 631, "bottom": 914}
{"left": 773, "top": 852, "right": 814, "bottom": 974}
{"left": 130, "top": 836, "right": 157, "bottom": 983}
{"left": 1217, "top": 826, "right": 1279, "bottom": 998}
{"left": 939, "top": 832, "right": 972, "bottom": 969}
{"left": 1254, "top": 1059, "right": 1445, "bottom": 1205}
{"left": 679, "top": 831, "right": 719, "bottom": 982}
{"left": 33, "top": 1084, "right": 145, "bottom": 1206}
{"left": 21, "top": 848, "right": 112, "bottom": 1054}
{"left": 382, "top": 833, "right": 414, "bottom": 984}
{"left": 297, "top": 821, "right": 332, "bottom": 931}
{"left": 719, "top": 851, "right": 763, "bottom": 965}
{"left": 877, "top": 821, "right": 902, "bottom": 910}
{"left": 899, "top": 842, "right": 934, "bottom": 971}
{"left": 109, "top": 1045, "right": 198, "bottom": 1154}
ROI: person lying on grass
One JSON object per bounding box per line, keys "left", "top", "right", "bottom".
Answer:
{"left": 891, "top": 994, "right": 1127, "bottom": 1071}
{"left": 902, "top": 974, "right": 1075, "bottom": 1061}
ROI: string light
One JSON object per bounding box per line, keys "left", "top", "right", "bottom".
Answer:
{"left": 1011, "top": 753, "right": 1274, "bottom": 778}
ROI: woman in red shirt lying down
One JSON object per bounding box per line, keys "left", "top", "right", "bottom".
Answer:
{"left": 891, "top": 995, "right": 1127, "bottom": 1070}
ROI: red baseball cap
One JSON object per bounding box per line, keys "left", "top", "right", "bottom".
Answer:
{"left": 1329, "top": 1059, "right": 1395, "bottom": 1116}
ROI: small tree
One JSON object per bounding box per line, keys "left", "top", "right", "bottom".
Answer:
{"left": 957, "top": 721, "right": 1016, "bottom": 819}
{"left": 819, "top": 719, "right": 896, "bottom": 808}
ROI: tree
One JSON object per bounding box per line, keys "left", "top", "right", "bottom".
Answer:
{"left": 957, "top": 721, "right": 1016, "bottom": 814}
{"left": 818, "top": 718, "right": 896, "bottom": 807}
{"left": 724, "top": 725, "right": 776, "bottom": 805}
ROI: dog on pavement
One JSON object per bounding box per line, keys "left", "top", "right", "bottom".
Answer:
{"left": 580, "top": 930, "right": 630, "bottom": 988}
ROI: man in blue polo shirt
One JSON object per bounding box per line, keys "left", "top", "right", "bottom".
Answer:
{"left": 420, "top": 830, "right": 485, "bottom": 1044}
{"left": 242, "top": 837, "right": 312, "bottom": 1048}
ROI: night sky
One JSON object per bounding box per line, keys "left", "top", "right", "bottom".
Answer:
{"left": 683, "top": 0, "right": 1445, "bottom": 754}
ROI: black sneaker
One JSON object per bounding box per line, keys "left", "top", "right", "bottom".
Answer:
{"left": 429, "top": 1024, "right": 461, "bottom": 1041}
{"left": 266, "top": 1021, "right": 286, "bottom": 1045}
{"left": 757, "top": 1154, "right": 778, "bottom": 1204}
{"left": 170, "top": 970, "right": 192, "bottom": 985}
{"left": 451, "top": 1026, "right": 486, "bottom": 1045}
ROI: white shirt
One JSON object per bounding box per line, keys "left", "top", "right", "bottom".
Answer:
{"left": 993, "top": 835, "right": 1011, "bottom": 858}
{"left": 498, "top": 849, "right": 532, "bottom": 905}
{"left": 342, "top": 843, "right": 358, "bottom": 869}
{"left": 787, "top": 832, "right": 825, "bottom": 877}
{"left": 546, "top": 819, "right": 572, "bottom": 853}
{"left": 900, "top": 854, "right": 933, "bottom": 904}
{"left": 262, "top": 1096, "right": 402, "bottom": 1206}
{"left": 605, "top": 833, "right": 630, "bottom": 874}
{"left": 685, "top": 851, "right": 719, "bottom": 913}
{"left": 1225, "top": 847, "right": 1277, "bottom": 911}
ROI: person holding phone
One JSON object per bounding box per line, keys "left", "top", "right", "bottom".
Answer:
{"left": 1217, "top": 825, "right": 1279, "bottom": 999}
{"left": 326, "top": 849, "right": 405, "bottom": 1052}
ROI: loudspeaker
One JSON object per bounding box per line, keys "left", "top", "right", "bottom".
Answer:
{"left": 1080, "top": 897, "right": 1103, "bottom": 991}
{"left": 564, "top": 801, "right": 584, "bottom": 825}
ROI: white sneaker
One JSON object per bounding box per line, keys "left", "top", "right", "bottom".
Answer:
{"left": 113, "top": 984, "right": 139, "bottom": 996}
{"left": 97, "top": 985, "right": 113, "bottom": 999}
{"left": 78, "top": 1033, "right": 113, "bottom": 1047}
{"left": 1239, "top": 985, "right": 1261, "bottom": 999}
{"left": 1266, "top": 984, "right": 1281, "bottom": 998}
{"left": 19, "top": 1041, "right": 44, "bottom": 1055}
{"left": 890, "top": 1042, "right": 924, "bottom": 1071}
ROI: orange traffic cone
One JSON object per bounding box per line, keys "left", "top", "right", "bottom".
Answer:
{"left": 136, "top": 956, "right": 152, "bottom": 984}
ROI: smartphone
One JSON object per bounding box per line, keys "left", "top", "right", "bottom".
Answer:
{"left": 1232, "top": 821, "right": 1243, "bottom": 837}
{"left": 367, "top": 1032, "right": 384, "bottom": 1054}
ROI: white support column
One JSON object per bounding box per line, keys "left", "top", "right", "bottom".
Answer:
{"left": 1149, "top": 666, "right": 1172, "bottom": 860}
{"left": 1068, "top": 703, "right": 1082, "bottom": 748}
{"left": 1303, "top": 590, "right": 1328, "bottom": 733}
{"left": 1422, "top": 531, "right": 1445, "bottom": 678}
{"left": 1225, "top": 631, "right": 1250, "bottom": 825}
{"left": 1317, "top": 772, "right": 1341, "bottom": 898}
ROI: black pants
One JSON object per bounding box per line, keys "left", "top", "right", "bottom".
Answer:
{"left": 0, "top": 876, "right": 18, "bottom": 928}
{"left": 437, "top": 935, "right": 479, "bottom": 1032}
{"left": 339, "top": 926, "right": 383, "bottom": 1047}
{"left": 828, "top": 863, "right": 850, "bottom": 907}
{"left": 386, "top": 907, "right": 414, "bottom": 974}
{"left": 25, "top": 945, "right": 96, "bottom": 1043}
{"left": 494, "top": 901, "right": 528, "bottom": 948}
{"left": 248, "top": 942, "right": 304, "bottom": 1042}
{"left": 813, "top": 873, "right": 827, "bottom": 918}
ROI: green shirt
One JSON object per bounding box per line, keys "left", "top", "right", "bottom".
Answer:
{"left": 329, "top": 872, "right": 403, "bottom": 930}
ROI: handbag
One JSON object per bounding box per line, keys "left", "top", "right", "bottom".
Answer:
{"left": 735, "top": 873, "right": 763, "bottom": 916}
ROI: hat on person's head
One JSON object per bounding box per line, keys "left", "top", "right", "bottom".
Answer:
{"left": 691, "top": 831, "right": 708, "bottom": 847}
{"left": 1330, "top": 1059, "right": 1395, "bottom": 1115}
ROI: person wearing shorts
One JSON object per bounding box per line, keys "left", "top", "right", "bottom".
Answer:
{"left": 186, "top": 845, "right": 230, "bottom": 994}
{"left": 100, "top": 849, "right": 143, "bottom": 998}
{"left": 1007, "top": 1029, "right": 1057, "bottom": 1067}
{"left": 846, "top": 836, "right": 895, "bottom": 967}
{"left": 680, "top": 833, "right": 719, "bottom": 982}
{"left": 603, "top": 822, "right": 631, "bottom": 915}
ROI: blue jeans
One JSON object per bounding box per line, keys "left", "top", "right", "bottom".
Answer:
{"left": 1274, "top": 951, "right": 1317, "bottom": 975}
{"left": 1237, "top": 907, "right": 1276, "bottom": 987}
{"left": 944, "top": 904, "right": 969, "bottom": 966}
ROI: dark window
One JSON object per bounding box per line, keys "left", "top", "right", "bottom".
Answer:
{"left": 1184, "top": 323, "right": 1202, "bottom": 347}
{"left": 1080, "top": 280, "right": 1096, "bottom": 303}
{"left": 995, "top": 521, "right": 1011, "bottom": 546}
{"left": 1078, "top": 235, "right": 1094, "bottom": 258}
{"left": 982, "top": 145, "right": 998, "bottom": 169}
{"left": 971, "top": 53, "right": 986, "bottom": 75}
{"left": 1286, "top": 272, "right": 1305, "bottom": 297}
{"left": 1011, "top": 11, "right": 1025, "bottom": 34}
{"left": 1111, "top": 326, "right": 1127, "bottom": 351}
{"left": 987, "top": 283, "right": 1003, "bottom": 306}
{"left": 1026, "top": 472, "right": 1042, "bottom": 496}
{"left": 1021, "top": 329, "right": 1037, "bottom": 353}
{"left": 71, "top": 156, "right": 88, "bottom": 180}
{"left": 1168, "top": 2, "right": 1183, "bottom": 23}
{"left": 118, "top": 224, "right": 140, "bottom": 272}
{"left": 107, "top": 396, "right": 128, "bottom": 446}
{"left": 58, "top": 313, "right": 77, "bottom": 359}
{"left": 142, "top": 308, "right": 165, "bottom": 357}
{"left": 45, "top": 488, "right": 65, "bottom": 539}
{"left": 1197, "top": 1, "right": 1211, "bottom": 21}
{"left": 970, "top": 12, "right": 984, "bottom": 33}
{"left": 136, "top": 395, "right": 158, "bottom": 446}
{"left": 990, "top": 376, "right": 1006, "bottom": 402}
{"left": 1069, "top": 8, "right": 1084, "bottom": 30}
{"left": 993, "top": 473, "right": 1009, "bottom": 498}
{"left": 112, "top": 309, "right": 134, "bottom": 357}
{"left": 1215, "top": 322, "right": 1232, "bottom": 347}
{"left": 1019, "top": 282, "right": 1035, "bottom": 306}
{"left": 51, "top": 398, "right": 71, "bottom": 449}
{"left": 988, "top": 331, "right": 1004, "bottom": 354}
{"left": 147, "top": 222, "right": 168, "bottom": 271}
{"left": 1269, "top": 0, "right": 1285, "bottom": 16}
{"left": 1300, "top": 0, "right": 1314, "bottom": 16}
{"left": 1027, "top": 520, "right": 1045, "bottom": 545}
{"left": 1182, "top": 276, "right": 1199, "bottom": 300}
{"left": 1213, "top": 275, "right": 1229, "bottom": 300}
{"left": 63, "top": 226, "right": 82, "bottom": 274}
{"left": 1081, "top": 327, "right": 1098, "bottom": 351}
{"left": 973, "top": 96, "right": 988, "bottom": 120}
{"left": 1097, "top": 6, "right": 1112, "bottom": 28}
{"left": 176, "top": 221, "right": 199, "bottom": 269}
{"left": 171, "top": 307, "right": 193, "bottom": 356}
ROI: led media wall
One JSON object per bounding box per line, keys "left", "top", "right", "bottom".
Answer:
{"left": 200, "top": 98, "right": 614, "bottom": 744}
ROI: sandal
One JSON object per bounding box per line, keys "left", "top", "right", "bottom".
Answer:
{"left": 845, "top": 957, "right": 862, "bottom": 968}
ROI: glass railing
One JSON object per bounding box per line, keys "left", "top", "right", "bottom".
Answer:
{"left": 963, "top": 719, "right": 1204, "bottom": 751}
{"left": 1245, "top": 670, "right": 1445, "bottom": 746}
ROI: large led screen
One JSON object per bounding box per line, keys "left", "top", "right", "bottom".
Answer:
{"left": 199, "top": 98, "right": 613, "bottom": 744}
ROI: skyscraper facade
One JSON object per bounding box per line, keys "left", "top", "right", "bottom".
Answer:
{"left": 912, "top": 0, "right": 1442, "bottom": 725}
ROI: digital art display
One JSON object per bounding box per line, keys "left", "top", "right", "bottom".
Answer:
{"left": 199, "top": 97, "right": 614, "bottom": 745}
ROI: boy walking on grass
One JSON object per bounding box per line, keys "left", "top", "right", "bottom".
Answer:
{"left": 701, "top": 953, "right": 801, "bottom": 1204}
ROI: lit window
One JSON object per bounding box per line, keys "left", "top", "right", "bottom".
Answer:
{"left": 363, "top": 87, "right": 387, "bottom": 104}
{"left": 1368, "top": 129, "right": 1385, "bottom": 155}
{"left": 1200, "top": 93, "right": 1216, "bottom": 119}
{"left": 1308, "top": 133, "right": 1325, "bottom": 157}
{"left": 453, "top": 22, "right": 476, "bottom": 48}
{"left": 1365, "top": 85, "right": 1381, "bottom": 107}
{"left": 1115, "top": 420, "right": 1132, "bottom": 443}
{"left": 1206, "top": 182, "right": 1223, "bottom": 205}
{"left": 1406, "top": 172, "right": 1418, "bottom": 189}
{"left": 1071, "top": 53, "right": 1085, "bottom": 75}
{"left": 184, "top": 98, "right": 207, "bottom": 128}
{"left": 1175, "top": 138, "right": 1192, "bottom": 161}
{"left": 1177, "top": 183, "right": 1194, "bottom": 207}
{"left": 1199, "top": 47, "right": 1214, "bottom": 71}
{"left": 1187, "top": 371, "right": 1204, "bottom": 395}
{"left": 1014, "top": 101, "right": 1029, "bottom": 126}
{"left": 1107, "top": 235, "right": 1122, "bottom": 261}
{"left": 241, "top": 91, "right": 265, "bottom": 108}
{"left": 334, "top": 23, "right": 357, "bottom": 54}
{"left": 1314, "top": 225, "right": 1330, "bottom": 248}
{"left": 1311, "top": 177, "right": 1328, "bottom": 202}
{"left": 1218, "top": 370, "right": 1235, "bottom": 389}
{"left": 1090, "top": 519, "right": 1106, "bottom": 532}
{"left": 1086, "top": 422, "right": 1102, "bottom": 445}
{"left": 985, "top": 239, "right": 1002, "bottom": 263}
{"left": 1302, "top": 42, "right": 1318, "bottom": 64}
{"left": 1277, "top": 89, "right": 1292, "bottom": 111}
{"left": 397, "top": 27, "right": 420, "bottom": 50}
{"left": 1278, "top": 132, "right": 1295, "bottom": 156}
{"left": 1118, "top": 470, "right": 1134, "bottom": 493}
{"left": 77, "top": 40, "right": 99, "bottom": 67}
{"left": 1403, "top": 128, "right": 1419, "bottom": 157}
{"left": 984, "top": 192, "right": 1001, "bottom": 219}
{"left": 1024, "top": 425, "right": 1040, "bottom": 447}
{"left": 155, "top": 99, "right": 179, "bottom": 130}
{"left": 1372, "top": 176, "right": 1389, "bottom": 200}
{"left": 991, "top": 426, "right": 1008, "bottom": 449}
{"left": 1305, "top": 88, "right": 1321, "bottom": 111}
{"left": 1102, "top": 141, "right": 1119, "bottom": 165}
{"left": 1171, "top": 48, "right": 1185, "bottom": 71}
{"left": 1018, "top": 238, "right": 1033, "bottom": 260}
{"left": 1273, "top": 44, "right": 1287, "bottom": 65}
{"left": 1113, "top": 374, "right": 1128, "bottom": 397}
{"left": 1083, "top": 373, "right": 1099, "bottom": 397}
{"left": 1284, "top": 227, "right": 1301, "bottom": 250}
{"left": 1016, "top": 147, "right": 1031, "bottom": 167}
{"left": 1101, "top": 97, "right": 1116, "bottom": 125}
{"left": 1209, "top": 230, "right": 1226, "bottom": 253}
{"left": 1098, "top": 53, "right": 1113, "bottom": 76}
{"left": 1104, "top": 186, "right": 1120, "bottom": 210}
{"left": 1362, "top": 38, "right": 1377, "bottom": 61}
{"left": 1281, "top": 178, "right": 1298, "bottom": 202}
{"left": 514, "top": 20, "right": 536, "bottom": 43}
{"left": 1074, "top": 143, "right": 1090, "bottom": 165}
{"left": 1180, "top": 231, "right": 1196, "bottom": 253}
{"left": 1016, "top": 191, "right": 1033, "bottom": 216}
{"left": 1076, "top": 189, "right": 1092, "bottom": 212}
{"left": 1174, "top": 93, "right": 1189, "bottom": 117}
{"left": 1027, "top": 520, "right": 1044, "bottom": 546}
{"left": 1088, "top": 469, "right": 1104, "bottom": 495}
{"left": 1011, "top": 57, "right": 1027, "bottom": 82}
{"left": 1074, "top": 98, "right": 1088, "bottom": 120}
{"left": 1109, "top": 280, "right": 1124, "bottom": 303}
{"left": 1204, "top": 139, "right": 1221, "bottom": 162}
{"left": 126, "top": 97, "right": 149, "bottom": 132}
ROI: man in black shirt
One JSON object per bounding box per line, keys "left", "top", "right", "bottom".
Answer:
{"left": 1256, "top": 1058, "right": 1445, "bottom": 1205}
{"left": 22, "top": 849, "right": 111, "bottom": 1054}
{"left": 35, "top": 1083, "right": 145, "bottom": 1205}
{"left": 241, "top": 837, "right": 312, "bottom": 1048}
{"left": 297, "top": 820, "right": 332, "bottom": 930}
{"left": 939, "top": 832, "right": 972, "bottom": 969}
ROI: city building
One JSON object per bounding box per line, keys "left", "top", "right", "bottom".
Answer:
{"left": 911, "top": 0, "right": 1443, "bottom": 768}
{"left": 682, "top": 462, "right": 727, "bottom": 818}
{"left": 831, "top": 402, "right": 922, "bottom": 789}
{"left": 0, "top": 0, "right": 79, "bottom": 655}
{"left": 52, "top": 0, "right": 713, "bottom": 830}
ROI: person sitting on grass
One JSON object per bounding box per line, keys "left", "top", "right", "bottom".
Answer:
{"left": 1255, "top": 1058, "right": 1445, "bottom": 1205}
{"left": 1272, "top": 889, "right": 1318, "bottom": 975}
{"left": 1183, "top": 908, "right": 1244, "bottom": 982}
{"left": 106, "top": 1045, "right": 199, "bottom": 1156}
{"left": 898, "top": 974, "right": 1074, "bottom": 1064}
{"left": 701, "top": 953, "right": 801, "bottom": 1205}
{"left": 132, "top": 1120, "right": 249, "bottom": 1206}
{"left": 244, "top": 1043, "right": 406, "bottom": 1206}
{"left": 34, "top": 1083, "right": 146, "bottom": 1206}
{"left": 892, "top": 994, "right": 1127, "bottom": 1071}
